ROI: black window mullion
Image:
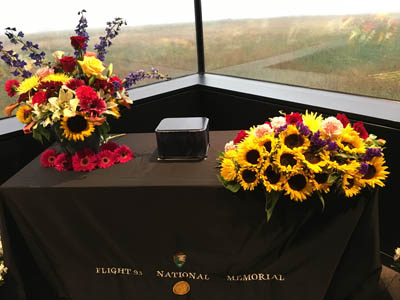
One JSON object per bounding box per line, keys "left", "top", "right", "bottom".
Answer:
{"left": 194, "top": 0, "right": 205, "bottom": 74}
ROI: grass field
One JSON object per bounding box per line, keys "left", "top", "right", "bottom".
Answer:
{"left": 1, "top": 14, "right": 400, "bottom": 119}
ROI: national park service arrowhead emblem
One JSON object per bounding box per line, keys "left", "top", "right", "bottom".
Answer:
{"left": 173, "top": 280, "right": 190, "bottom": 295}
{"left": 173, "top": 252, "right": 187, "bottom": 268}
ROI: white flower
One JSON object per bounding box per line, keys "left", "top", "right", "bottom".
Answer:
{"left": 253, "top": 124, "right": 273, "bottom": 138}
{"left": 394, "top": 248, "right": 400, "bottom": 261}
{"left": 321, "top": 116, "right": 343, "bottom": 137}
{"left": 270, "top": 116, "right": 286, "bottom": 130}
{"left": 224, "top": 140, "right": 236, "bottom": 152}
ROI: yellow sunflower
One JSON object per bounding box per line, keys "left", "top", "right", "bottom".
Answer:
{"left": 312, "top": 172, "right": 333, "bottom": 193}
{"left": 42, "top": 73, "right": 72, "bottom": 84}
{"left": 260, "top": 162, "right": 285, "bottom": 192}
{"left": 279, "top": 124, "right": 310, "bottom": 151}
{"left": 359, "top": 156, "right": 389, "bottom": 188}
{"left": 284, "top": 172, "right": 313, "bottom": 202}
{"left": 60, "top": 113, "right": 95, "bottom": 141}
{"left": 302, "top": 110, "right": 323, "bottom": 133}
{"left": 237, "top": 167, "right": 260, "bottom": 191}
{"left": 275, "top": 146, "right": 303, "bottom": 173}
{"left": 224, "top": 150, "right": 238, "bottom": 160}
{"left": 327, "top": 154, "right": 360, "bottom": 174}
{"left": 248, "top": 133, "right": 276, "bottom": 156}
{"left": 302, "top": 148, "right": 329, "bottom": 173}
{"left": 220, "top": 158, "right": 237, "bottom": 182}
{"left": 337, "top": 128, "right": 366, "bottom": 155}
{"left": 17, "top": 75, "right": 40, "bottom": 94}
{"left": 236, "top": 139, "right": 265, "bottom": 168}
{"left": 16, "top": 105, "right": 32, "bottom": 124}
{"left": 342, "top": 174, "right": 362, "bottom": 197}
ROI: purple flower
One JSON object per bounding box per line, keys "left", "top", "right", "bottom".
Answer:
{"left": 359, "top": 162, "right": 369, "bottom": 174}
{"left": 122, "top": 68, "right": 168, "bottom": 89}
{"left": 362, "top": 147, "right": 382, "bottom": 161}
{"left": 74, "top": 9, "right": 89, "bottom": 54}
{"left": 327, "top": 140, "right": 338, "bottom": 151}
{"left": 274, "top": 124, "right": 288, "bottom": 138}
{"left": 296, "top": 121, "right": 311, "bottom": 136}
{"left": 310, "top": 130, "right": 327, "bottom": 148}
{"left": 94, "top": 17, "right": 127, "bottom": 61}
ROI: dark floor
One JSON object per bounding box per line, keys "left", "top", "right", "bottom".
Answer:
{"left": 381, "top": 265, "right": 400, "bottom": 300}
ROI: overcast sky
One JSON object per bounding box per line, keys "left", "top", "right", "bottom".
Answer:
{"left": 1, "top": 0, "right": 400, "bottom": 33}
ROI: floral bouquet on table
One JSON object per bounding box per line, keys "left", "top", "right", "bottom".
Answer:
{"left": 217, "top": 111, "right": 389, "bottom": 221}
{"left": 0, "top": 240, "right": 7, "bottom": 286}
{"left": 1, "top": 10, "right": 167, "bottom": 172}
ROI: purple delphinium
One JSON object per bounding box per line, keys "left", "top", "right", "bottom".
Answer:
{"left": 296, "top": 121, "right": 311, "bottom": 136}
{"left": 326, "top": 140, "right": 338, "bottom": 151}
{"left": 274, "top": 124, "right": 288, "bottom": 138}
{"left": 0, "top": 48, "right": 31, "bottom": 78}
{"left": 362, "top": 147, "right": 382, "bottom": 162}
{"left": 310, "top": 130, "right": 327, "bottom": 148}
{"left": 122, "top": 68, "right": 168, "bottom": 89}
{"left": 74, "top": 9, "right": 89, "bottom": 54}
{"left": 94, "top": 17, "right": 127, "bottom": 61}
{"left": 359, "top": 162, "right": 369, "bottom": 175}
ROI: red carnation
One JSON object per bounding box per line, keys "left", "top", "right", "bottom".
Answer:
{"left": 336, "top": 113, "right": 350, "bottom": 127}
{"left": 110, "top": 76, "right": 123, "bottom": 91}
{"left": 5, "top": 79, "right": 20, "bottom": 97}
{"left": 31, "top": 91, "right": 48, "bottom": 105}
{"left": 94, "top": 79, "right": 114, "bottom": 94}
{"left": 233, "top": 130, "right": 248, "bottom": 144}
{"left": 285, "top": 112, "right": 303, "bottom": 125}
{"left": 59, "top": 56, "right": 77, "bottom": 73}
{"left": 70, "top": 36, "right": 86, "bottom": 50}
{"left": 352, "top": 121, "right": 368, "bottom": 140}
{"left": 76, "top": 86, "right": 99, "bottom": 102}
{"left": 66, "top": 79, "right": 85, "bottom": 90}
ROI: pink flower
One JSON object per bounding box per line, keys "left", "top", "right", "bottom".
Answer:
{"left": 224, "top": 141, "right": 236, "bottom": 152}
{"left": 72, "top": 148, "right": 98, "bottom": 172}
{"left": 40, "top": 149, "right": 57, "bottom": 168}
{"left": 321, "top": 117, "right": 343, "bottom": 136}
{"left": 36, "top": 66, "right": 54, "bottom": 79}
{"left": 233, "top": 130, "right": 248, "bottom": 144}
{"left": 54, "top": 153, "right": 72, "bottom": 171}
{"left": 99, "top": 141, "right": 119, "bottom": 152}
{"left": 97, "top": 150, "right": 117, "bottom": 168}
{"left": 5, "top": 79, "right": 20, "bottom": 97}
{"left": 254, "top": 124, "right": 273, "bottom": 138}
{"left": 270, "top": 116, "right": 286, "bottom": 130}
{"left": 115, "top": 145, "right": 134, "bottom": 163}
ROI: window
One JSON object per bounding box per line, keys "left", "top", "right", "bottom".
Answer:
{"left": 202, "top": 0, "right": 400, "bottom": 102}
{"left": 0, "top": 1, "right": 197, "bottom": 118}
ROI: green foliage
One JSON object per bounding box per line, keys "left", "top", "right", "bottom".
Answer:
{"left": 265, "top": 190, "right": 281, "bottom": 222}
{"left": 32, "top": 124, "right": 51, "bottom": 143}
{"left": 217, "top": 174, "right": 241, "bottom": 193}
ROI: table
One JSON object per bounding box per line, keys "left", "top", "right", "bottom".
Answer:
{"left": 0, "top": 131, "right": 383, "bottom": 300}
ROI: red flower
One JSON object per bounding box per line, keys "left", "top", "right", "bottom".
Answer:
{"left": 97, "top": 150, "right": 117, "bottom": 168}
{"left": 59, "top": 56, "right": 77, "bottom": 73}
{"left": 70, "top": 36, "right": 86, "bottom": 50}
{"left": 336, "top": 113, "right": 350, "bottom": 127}
{"left": 99, "top": 141, "right": 119, "bottom": 152}
{"left": 79, "top": 97, "right": 107, "bottom": 115}
{"left": 115, "top": 145, "right": 134, "bottom": 163}
{"left": 352, "top": 121, "right": 368, "bottom": 140}
{"left": 54, "top": 153, "right": 72, "bottom": 171}
{"left": 285, "top": 112, "right": 303, "bottom": 125}
{"left": 66, "top": 79, "right": 85, "bottom": 90}
{"left": 94, "top": 79, "right": 114, "bottom": 94}
{"left": 76, "top": 86, "right": 98, "bottom": 102}
{"left": 32, "top": 91, "right": 48, "bottom": 105}
{"left": 72, "top": 148, "right": 98, "bottom": 172}
{"left": 5, "top": 79, "right": 20, "bottom": 97}
{"left": 40, "top": 149, "right": 58, "bottom": 168}
{"left": 233, "top": 130, "right": 248, "bottom": 144}
{"left": 110, "top": 76, "right": 123, "bottom": 91}
{"left": 17, "top": 92, "right": 29, "bottom": 103}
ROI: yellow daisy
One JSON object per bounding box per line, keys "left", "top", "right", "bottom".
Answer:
{"left": 284, "top": 172, "right": 314, "bottom": 202}
{"left": 359, "top": 156, "right": 389, "bottom": 188}
{"left": 237, "top": 167, "right": 260, "bottom": 191}
{"left": 17, "top": 75, "right": 40, "bottom": 94}
{"left": 302, "top": 110, "right": 323, "bottom": 133}
{"left": 275, "top": 146, "right": 303, "bottom": 173}
{"left": 342, "top": 174, "right": 362, "bottom": 197}
{"left": 60, "top": 113, "right": 95, "bottom": 141}
{"left": 236, "top": 139, "right": 265, "bottom": 168}
{"left": 260, "top": 163, "right": 285, "bottom": 192}
{"left": 42, "top": 73, "right": 72, "bottom": 84}
{"left": 16, "top": 105, "right": 32, "bottom": 124}
{"left": 220, "top": 158, "right": 237, "bottom": 182}
{"left": 279, "top": 124, "right": 310, "bottom": 151}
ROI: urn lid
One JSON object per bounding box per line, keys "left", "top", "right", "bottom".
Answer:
{"left": 155, "top": 117, "right": 209, "bottom": 133}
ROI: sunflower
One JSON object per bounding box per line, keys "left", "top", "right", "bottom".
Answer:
{"left": 342, "top": 174, "right": 362, "bottom": 197}
{"left": 359, "top": 156, "right": 389, "bottom": 188}
{"left": 302, "top": 148, "right": 329, "bottom": 173}
{"left": 42, "top": 73, "right": 72, "bottom": 84}
{"left": 237, "top": 167, "right": 260, "bottom": 191}
{"left": 16, "top": 105, "right": 32, "bottom": 124}
{"left": 247, "top": 133, "right": 276, "bottom": 156}
{"left": 275, "top": 146, "right": 303, "bottom": 173}
{"left": 224, "top": 150, "right": 238, "bottom": 160}
{"left": 260, "top": 162, "right": 285, "bottom": 192}
{"left": 17, "top": 75, "right": 40, "bottom": 94}
{"left": 327, "top": 154, "right": 360, "bottom": 174}
{"left": 236, "top": 139, "right": 265, "bottom": 168}
{"left": 337, "top": 127, "right": 366, "bottom": 155}
{"left": 220, "top": 158, "right": 237, "bottom": 182}
{"left": 312, "top": 171, "right": 332, "bottom": 193}
{"left": 302, "top": 110, "right": 323, "bottom": 133}
{"left": 284, "top": 172, "right": 313, "bottom": 202}
{"left": 279, "top": 124, "right": 310, "bottom": 151}
{"left": 60, "top": 113, "right": 95, "bottom": 141}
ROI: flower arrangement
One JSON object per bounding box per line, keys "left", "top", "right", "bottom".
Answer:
{"left": 393, "top": 247, "right": 400, "bottom": 272}
{"left": 0, "top": 240, "right": 7, "bottom": 286}
{"left": 217, "top": 111, "right": 389, "bottom": 220}
{"left": 1, "top": 10, "right": 167, "bottom": 171}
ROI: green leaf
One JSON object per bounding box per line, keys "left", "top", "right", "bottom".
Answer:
{"left": 32, "top": 128, "right": 43, "bottom": 143}
{"left": 88, "top": 75, "right": 96, "bottom": 86}
{"left": 106, "top": 63, "right": 113, "bottom": 78}
{"left": 35, "top": 124, "right": 51, "bottom": 141}
{"left": 328, "top": 173, "right": 339, "bottom": 184}
{"left": 265, "top": 191, "right": 281, "bottom": 222}
{"left": 316, "top": 191, "right": 325, "bottom": 212}
{"left": 216, "top": 175, "right": 241, "bottom": 193}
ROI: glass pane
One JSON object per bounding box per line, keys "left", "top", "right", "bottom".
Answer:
{"left": 202, "top": 0, "right": 400, "bottom": 102}
{"left": 0, "top": 1, "right": 197, "bottom": 119}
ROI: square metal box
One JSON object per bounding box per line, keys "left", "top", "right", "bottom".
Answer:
{"left": 155, "top": 117, "right": 209, "bottom": 160}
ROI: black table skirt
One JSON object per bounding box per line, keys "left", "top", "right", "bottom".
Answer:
{"left": 0, "top": 131, "right": 383, "bottom": 300}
